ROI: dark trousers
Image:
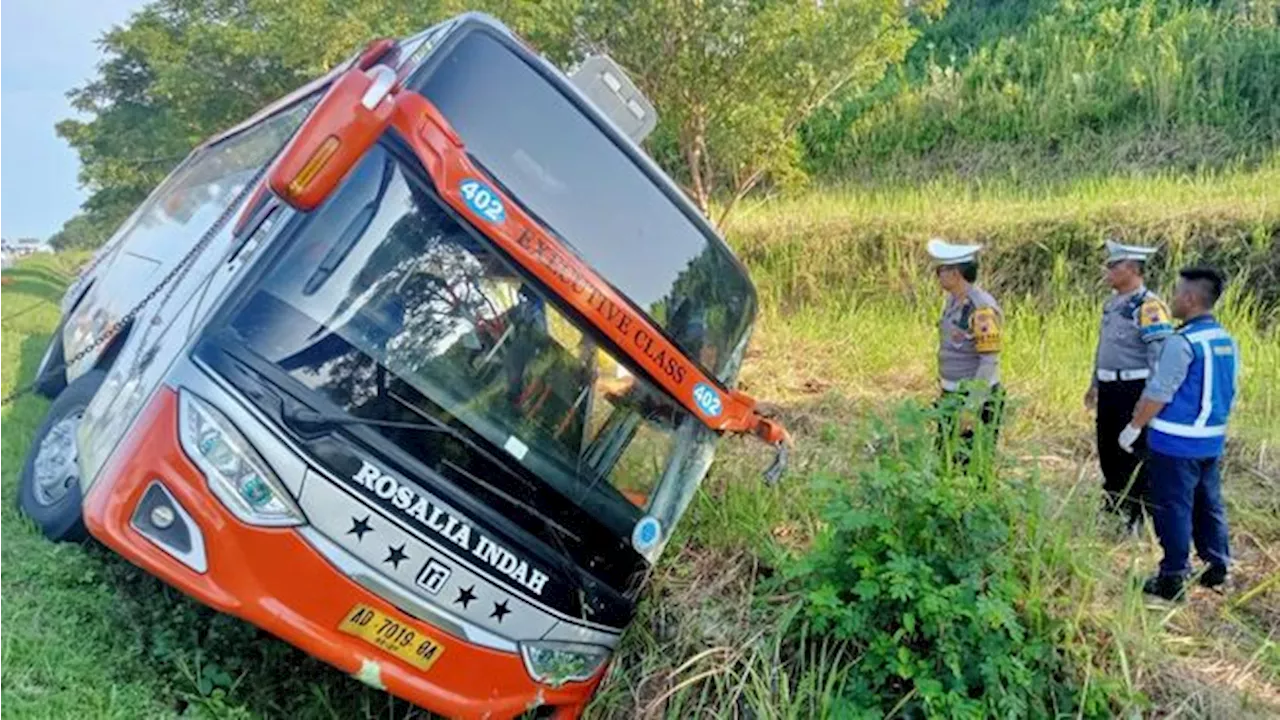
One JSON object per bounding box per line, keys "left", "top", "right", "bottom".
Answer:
{"left": 937, "top": 386, "right": 1005, "bottom": 467}
{"left": 1095, "top": 379, "right": 1150, "bottom": 524}
{"left": 1148, "top": 451, "right": 1231, "bottom": 578}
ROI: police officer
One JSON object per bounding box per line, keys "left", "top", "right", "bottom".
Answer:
{"left": 1084, "top": 240, "right": 1172, "bottom": 531}
{"left": 1120, "top": 266, "right": 1237, "bottom": 600}
{"left": 928, "top": 239, "right": 1004, "bottom": 463}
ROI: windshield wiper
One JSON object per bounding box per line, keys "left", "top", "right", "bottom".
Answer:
{"left": 300, "top": 157, "right": 394, "bottom": 295}
{"left": 283, "top": 406, "right": 460, "bottom": 436}
{"left": 280, "top": 397, "right": 575, "bottom": 537}
{"left": 376, "top": 390, "right": 603, "bottom": 605}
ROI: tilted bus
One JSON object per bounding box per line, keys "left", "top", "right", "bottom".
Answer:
{"left": 20, "top": 14, "right": 789, "bottom": 718}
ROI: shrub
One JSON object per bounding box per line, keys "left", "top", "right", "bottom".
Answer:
{"left": 786, "top": 401, "right": 1118, "bottom": 718}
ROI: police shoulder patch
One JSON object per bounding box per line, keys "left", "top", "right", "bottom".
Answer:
{"left": 972, "top": 306, "right": 1002, "bottom": 353}
{"left": 1138, "top": 296, "right": 1172, "bottom": 339}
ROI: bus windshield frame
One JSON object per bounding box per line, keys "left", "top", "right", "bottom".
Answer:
{"left": 215, "top": 140, "right": 718, "bottom": 567}
{"left": 405, "top": 22, "right": 758, "bottom": 388}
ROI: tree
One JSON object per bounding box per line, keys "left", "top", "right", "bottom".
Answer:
{"left": 57, "top": 0, "right": 444, "bottom": 246}
{"left": 60, "top": 0, "right": 938, "bottom": 241}
{"left": 48, "top": 213, "right": 116, "bottom": 252}
{"left": 483, "top": 0, "right": 939, "bottom": 226}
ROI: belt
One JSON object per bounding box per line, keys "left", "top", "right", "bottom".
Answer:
{"left": 940, "top": 378, "right": 1001, "bottom": 392}
{"left": 1097, "top": 368, "right": 1150, "bottom": 382}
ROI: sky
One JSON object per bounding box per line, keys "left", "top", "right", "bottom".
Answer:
{"left": 2, "top": 1, "right": 149, "bottom": 240}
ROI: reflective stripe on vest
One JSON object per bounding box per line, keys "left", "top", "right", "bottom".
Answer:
{"left": 1149, "top": 418, "right": 1226, "bottom": 437}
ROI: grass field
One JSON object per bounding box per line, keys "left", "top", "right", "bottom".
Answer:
{"left": 2, "top": 164, "right": 1278, "bottom": 717}
{"left": 800, "top": 0, "right": 1280, "bottom": 185}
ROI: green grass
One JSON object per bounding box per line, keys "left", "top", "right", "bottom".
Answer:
{"left": 4, "top": 158, "right": 1279, "bottom": 720}
{"left": 801, "top": 0, "right": 1280, "bottom": 184}
{"left": 2, "top": 257, "right": 173, "bottom": 718}
{"left": 8, "top": 2, "right": 1279, "bottom": 716}
{"left": 0, "top": 256, "right": 447, "bottom": 719}
{"left": 729, "top": 157, "right": 1280, "bottom": 308}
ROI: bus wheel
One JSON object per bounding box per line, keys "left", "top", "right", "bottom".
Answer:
{"left": 18, "top": 369, "right": 105, "bottom": 542}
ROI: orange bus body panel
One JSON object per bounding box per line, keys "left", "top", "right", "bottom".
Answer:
{"left": 82, "top": 387, "right": 602, "bottom": 719}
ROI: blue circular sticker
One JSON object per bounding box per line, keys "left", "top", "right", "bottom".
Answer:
{"left": 692, "top": 382, "right": 723, "bottom": 418}
{"left": 632, "top": 516, "right": 662, "bottom": 552}
{"left": 459, "top": 178, "right": 506, "bottom": 224}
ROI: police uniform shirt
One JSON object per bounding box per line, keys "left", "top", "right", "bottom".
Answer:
{"left": 939, "top": 285, "right": 1003, "bottom": 384}
{"left": 1093, "top": 286, "right": 1172, "bottom": 381}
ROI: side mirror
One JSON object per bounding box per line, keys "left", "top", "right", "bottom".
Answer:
{"left": 356, "top": 38, "right": 396, "bottom": 70}
{"left": 268, "top": 65, "right": 398, "bottom": 211}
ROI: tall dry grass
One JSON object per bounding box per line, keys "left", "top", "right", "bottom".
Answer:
{"left": 588, "top": 165, "right": 1280, "bottom": 717}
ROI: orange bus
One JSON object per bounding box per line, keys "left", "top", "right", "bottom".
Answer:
{"left": 21, "top": 13, "right": 788, "bottom": 718}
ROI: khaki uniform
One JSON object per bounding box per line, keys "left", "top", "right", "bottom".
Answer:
{"left": 1092, "top": 286, "right": 1172, "bottom": 524}
{"left": 1094, "top": 286, "right": 1172, "bottom": 378}
{"left": 936, "top": 285, "right": 1004, "bottom": 465}
{"left": 938, "top": 285, "right": 1003, "bottom": 388}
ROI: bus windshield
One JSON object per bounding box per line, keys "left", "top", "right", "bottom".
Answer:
{"left": 412, "top": 29, "right": 756, "bottom": 384}
{"left": 228, "top": 144, "right": 714, "bottom": 543}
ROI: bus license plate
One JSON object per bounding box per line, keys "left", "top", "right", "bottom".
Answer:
{"left": 338, "top": 603, "right": 446, "bottom": 672}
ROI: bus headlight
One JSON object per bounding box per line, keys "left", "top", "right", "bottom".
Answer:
{"left": 519, "top": 641, "right": 611, "bottom": 687}
{"left": 178, "top": 390, "right": 304, "bottom": 527}
{"left": 65, "top": 297, "right": 114, "bottom": 365}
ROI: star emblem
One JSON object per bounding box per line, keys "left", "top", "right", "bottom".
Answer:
{"left": 383, "top": 543, "right": 409, "bottom": 569}
{"left": 454, "top": 585, "right": 477, "bottom": 609}
{"left": 346, "top": 515, "right": 373, "bottom": 542}
{"left": 489, "top": 599, "right": 511, "bottom": 623}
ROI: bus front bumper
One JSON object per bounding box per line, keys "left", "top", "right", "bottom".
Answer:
{"left": 82, "top": 387, "right": 602, "bottom": 719}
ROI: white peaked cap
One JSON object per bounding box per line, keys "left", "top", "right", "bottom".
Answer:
{"left": 1105, "top": 239, "right": 1158, "bottom": 263}
{"left": 927, "top": 238, "right": 982, "bottom": 265}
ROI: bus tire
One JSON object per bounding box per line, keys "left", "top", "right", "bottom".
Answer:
{"left": 18, "top": 369, "right": 106, "bottom": 542}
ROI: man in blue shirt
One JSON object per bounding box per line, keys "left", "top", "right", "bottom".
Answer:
{"left": 1119, "top": 267, "right": 1238, "bottom": 600}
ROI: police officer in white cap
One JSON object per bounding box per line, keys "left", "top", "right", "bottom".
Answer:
{"left": 1084, "top": 239, "right": 1173, "bottom": 532}
{"left": 928, "top": 239, "right": 1004, "bottom": 464}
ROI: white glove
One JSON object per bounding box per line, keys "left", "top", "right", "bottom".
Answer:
{"left": 1118, "top": 424, "right": 1142, "bottom": 454}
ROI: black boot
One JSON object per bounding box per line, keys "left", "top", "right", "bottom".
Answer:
{"left": 1198, "top": 564, "right": 1228, "bottom": 589}
{"left": 1143, "top": 574, "right": 1186, "bottom": 601}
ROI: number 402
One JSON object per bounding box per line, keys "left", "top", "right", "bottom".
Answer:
{"left": 460, "top": 179, "right": 505, "bottom": 222}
